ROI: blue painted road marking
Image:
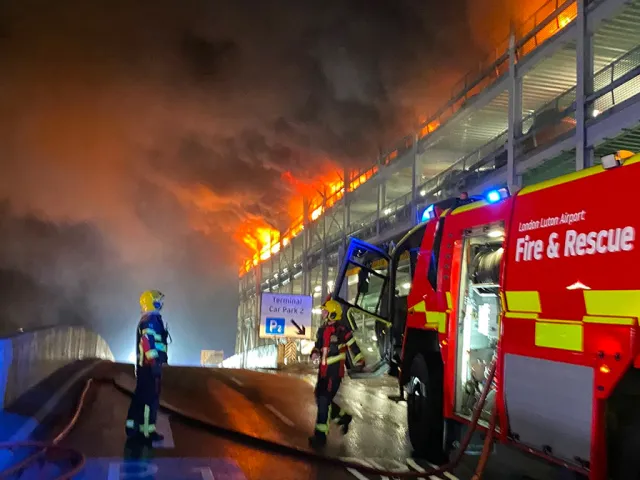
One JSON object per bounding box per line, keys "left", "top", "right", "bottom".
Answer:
{"left": 71, "top": 458, "right": 246, "bottom": 479}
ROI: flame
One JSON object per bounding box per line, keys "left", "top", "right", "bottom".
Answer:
{"left": 419, "top": 120, "right": 441, "bottom": 139}
{"left": 311, "top": 206, "right": 323, "bottom": 221}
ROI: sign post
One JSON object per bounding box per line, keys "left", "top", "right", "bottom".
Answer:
{"left": 259, "top": 293, "right": 312, "bottom": 340}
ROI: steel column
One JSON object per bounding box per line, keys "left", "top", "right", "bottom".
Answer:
{"left": 410, "top": 133, "right": 418, "bottom": 224}
{"left": 320, "top": 189, "right": 329, "bottom": 303}
{"left": 302, "top": 198, "right": 310, "bottom": 296}
{"left": 376, "top": 164, "right": 385, "bottom": 236}
{"left": 507, "top": 33, "right": 523, "bottom": 193}
{"left": 576, "top": 0, "right": 594, "bottom": 170}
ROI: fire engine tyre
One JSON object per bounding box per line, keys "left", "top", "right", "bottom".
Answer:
{"left": 407, "top": 353, "right": 445, "bottom": 464}
{"left": 609, "top": 407, "right": 640, "bottom": 479}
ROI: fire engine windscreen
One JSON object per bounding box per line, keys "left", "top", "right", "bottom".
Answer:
{"left": 455, "top": 225, "right": 504, "bottom": 424}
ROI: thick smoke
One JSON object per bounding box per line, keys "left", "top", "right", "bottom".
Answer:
{"left": 0, "top": 0, "right": 521, "bottom": 360}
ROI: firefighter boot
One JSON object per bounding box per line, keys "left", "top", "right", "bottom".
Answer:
{"left": 337, "top": 414, "right": 353, "bottom": 435}
{"left": 308, "top": 431, "right": 327, "bottom": 449}
{"left": 147, "top": 432, "right": 165, "bottom": 443}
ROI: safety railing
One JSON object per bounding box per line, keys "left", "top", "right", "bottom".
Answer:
{"left": 591, "top": 44, "right": 640, "bottom": 114}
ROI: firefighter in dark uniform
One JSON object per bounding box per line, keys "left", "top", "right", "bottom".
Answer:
{"left": 125, "top": 290, "right": 169, "bottom": 443}
{"left": 309, "top": 299, "right": 365, "bottom": 448}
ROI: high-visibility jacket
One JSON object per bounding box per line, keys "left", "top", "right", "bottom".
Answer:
{"left": 313, "top": 320, "right": 364, "bottom": 379}
{"left": 136, "top": 312, "right": 168, "bottom": 368}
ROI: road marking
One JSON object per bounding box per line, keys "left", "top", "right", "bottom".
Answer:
{"left": 341, "top": 457, "right": 460, "bottom": 480}
{"left": 406, "top": 458, "right": 433, "bottom": 479}
{"left": 229, "top": 376, "right": 244, "bottom": 387}
{"left": 345, "top": 467, "right": 370, "bottom": 480}
{"left": 368, "top": 459, "right": 390, "bottom": 480}
{"left": 265, "top": 404, "right": 295, "bottom": 427}
{"left": 407, "top": 458, "right": 459, "bottom": 480}
{"left": 341, "top": 458, "right": 374, "bottom": 480}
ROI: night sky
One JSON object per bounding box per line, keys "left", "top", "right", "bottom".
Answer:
{"left": 0, "top": 0, "right": 532, "bottom": 364}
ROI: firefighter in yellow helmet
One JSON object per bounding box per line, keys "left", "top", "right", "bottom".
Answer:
{"left": 308, "top": 298, "right": 365, "bottom": 448}
{"left": 125, "top": 290, "right": 169, "bottom": 443}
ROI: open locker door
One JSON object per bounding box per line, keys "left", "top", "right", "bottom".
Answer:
{"left": 331, "top": 238, "right": 392, "bottom": 372}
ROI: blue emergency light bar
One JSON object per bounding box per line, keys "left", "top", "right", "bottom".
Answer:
{"left": 421, "top": 204, "right": 435, "bottom": 222}
{"left": 485, "top": 187, "right": 510, "bottom": 204}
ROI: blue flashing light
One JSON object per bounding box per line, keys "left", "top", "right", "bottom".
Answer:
{"left": 421, "top": 204, "right": 435, "bottom": 222}
{"left": 486, "top": 190, "right": 501, "bottom": 203}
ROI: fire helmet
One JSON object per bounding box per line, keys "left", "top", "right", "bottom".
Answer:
{"left": 322, "top": 299, "right": 343, "bottom": 322}
{"left": 140, "top": 290, "right": 165, "bottom": 313}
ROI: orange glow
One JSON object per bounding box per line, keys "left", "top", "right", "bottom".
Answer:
{"left": 419, "top": 119, "right": 441, "bottom": 139}
{"left": 519, "top": 2, "right": 577, "bottom": 57}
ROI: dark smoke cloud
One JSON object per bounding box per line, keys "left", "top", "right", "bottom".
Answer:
{"left": 0, "top": 0, "right": 509, "bottom": 360}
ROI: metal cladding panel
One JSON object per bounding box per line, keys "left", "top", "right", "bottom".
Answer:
{"left": 504, "top": 353, "right": 593, "bottom": 463}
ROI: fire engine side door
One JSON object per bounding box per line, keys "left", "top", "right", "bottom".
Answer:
{"left": 331, "top": 238, "right": 392, "bottom": 366}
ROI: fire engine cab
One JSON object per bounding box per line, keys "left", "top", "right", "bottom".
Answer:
{"left": 330, "top": 150, "right": 640, "bottom": 479}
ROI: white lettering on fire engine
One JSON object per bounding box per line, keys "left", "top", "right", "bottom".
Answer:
{"left": 518, "top": 210, "right": 586, "bottom": 232}
{"left": 515, "top": 226, "right": 635, "bottom": 262}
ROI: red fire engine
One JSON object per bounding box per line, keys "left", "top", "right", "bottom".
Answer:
{"left": 330, "top": 150, "right": 639, "bottom": 479}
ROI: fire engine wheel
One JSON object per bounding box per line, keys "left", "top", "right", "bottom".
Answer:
{"left": 609, "top": 407, "right": 640, "bottom": 479}
{"left": 407, "top": 353, "right": 445, "bottom": 464}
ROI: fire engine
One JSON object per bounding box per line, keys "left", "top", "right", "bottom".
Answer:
{"left": 329, "top": 150, "right": 640, "bottom": 479}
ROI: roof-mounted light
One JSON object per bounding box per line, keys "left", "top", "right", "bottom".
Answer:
{"left": 485, "top": 187, "right": 510, "bottom": 204}
{"left": 601, "top": 150, "right": 634, "bottom": 170}
{"left": 421, "top": 204, "right": 435, "bottom": 222}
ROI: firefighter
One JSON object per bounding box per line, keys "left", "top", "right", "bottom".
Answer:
{"left": 308, "top": 299, "right": 365, "bottom": 448}
{"left": 125, "top": 290, "right": 169, "bottom": 443}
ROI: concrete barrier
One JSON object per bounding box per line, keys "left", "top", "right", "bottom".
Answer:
{"left": 0, "top": 326, "right": 113, "bottom": 410}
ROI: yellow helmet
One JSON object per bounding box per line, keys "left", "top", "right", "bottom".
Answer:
{"left": 322, "top": 299, "right": 343, "bottom": 322}
{"left": 140, "top": 290, "right": 165, "bottom": 313}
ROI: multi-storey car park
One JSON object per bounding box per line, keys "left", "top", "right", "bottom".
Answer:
{"left": 234, "top": 0, "right": 640, "bottom": 364}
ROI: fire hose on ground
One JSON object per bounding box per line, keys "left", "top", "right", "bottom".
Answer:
{"left": 0, "top": 361, "right": 498, "bottom": 479}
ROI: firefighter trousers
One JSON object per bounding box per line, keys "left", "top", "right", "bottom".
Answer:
{"left": 314, "top": 376, "right": 348, "bottom": 437}
{"left": 126, "top": 365, "right": 162, "bottom": 438}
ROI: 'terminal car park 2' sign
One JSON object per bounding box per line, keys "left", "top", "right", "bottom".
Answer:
{"left": 259, "top": 292, "right": 312, "bottom": 339}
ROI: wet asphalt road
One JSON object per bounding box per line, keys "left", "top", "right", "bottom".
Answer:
{"left": 38, "top": 363, "right": 578, "bottom": 479}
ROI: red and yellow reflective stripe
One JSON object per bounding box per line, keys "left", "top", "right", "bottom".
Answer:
{"left": 408, "top": 300, "right": 447, "bottom": 333}
{"left": 504, "top": 289, "right": 640, "bottom": 352}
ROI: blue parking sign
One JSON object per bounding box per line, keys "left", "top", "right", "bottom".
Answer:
{"left": 265, "top": 317, "right": 285, "bottom": 335}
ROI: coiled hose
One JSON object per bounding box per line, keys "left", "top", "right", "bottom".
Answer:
{"left": 0, "top": 361, "right": 498, "bottom": 479}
